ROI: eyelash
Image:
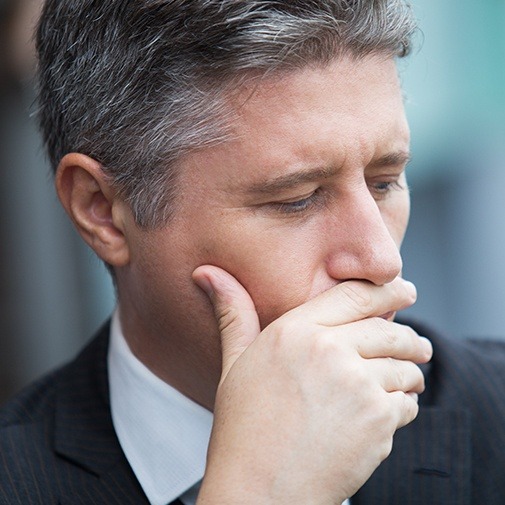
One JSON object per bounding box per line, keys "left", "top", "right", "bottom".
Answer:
{"left": 369, "top": 180, "right": 405, "bottom": 199}
{"left": 271, "top": 180, "right": 405, "bottom": 215}
{"left": 273, "top": 191, "right": 322, "bottom": 214}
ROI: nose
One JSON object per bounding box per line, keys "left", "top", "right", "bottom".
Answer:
{"left": 325, "top": 188, "right": 403, "bottom": 286}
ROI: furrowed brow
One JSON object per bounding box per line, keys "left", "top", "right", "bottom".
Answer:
{"left": 242, "top": 151, "right": 409, "bottom": 196}
{"left": 245, "top": 165, "right": 337, "bottom": 196}
{"left": 369, "top": 151, "right": 411, "bottom": 168}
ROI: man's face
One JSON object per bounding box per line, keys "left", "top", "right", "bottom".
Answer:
{"left": 118, "top": 55, "right": 411, "bottom": 396}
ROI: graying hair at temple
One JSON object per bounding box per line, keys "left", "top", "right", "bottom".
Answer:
{"left": 36, "top": 0, "right": 417, "bottom": 228}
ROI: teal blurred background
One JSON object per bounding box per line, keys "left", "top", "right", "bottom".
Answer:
{"left": 1, "top": 0, "right": 504, "bottom": 402}
{"left": 400, "top": 0, "right": 505, "bottom": 339}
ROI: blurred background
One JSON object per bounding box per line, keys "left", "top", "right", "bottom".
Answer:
{"left": 0, "top": 0, "right": 504, "bottom": 403}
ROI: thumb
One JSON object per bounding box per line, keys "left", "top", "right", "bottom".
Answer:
{"left": 192, "top": 265, "right": 261, "bottom": 381}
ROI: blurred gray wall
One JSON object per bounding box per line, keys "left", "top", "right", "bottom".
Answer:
{"left": 0, "top": 0, "right": 115, "bottom": 402}
{"left": 0, "top": 88, "right": 115, "bottom": 401}
{"left": 0, "top": 0, "right": 504, "bottom": 403}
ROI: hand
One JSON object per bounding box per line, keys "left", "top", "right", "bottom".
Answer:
{"left": 193, "top": 266, "right": 432, "bottom": 504}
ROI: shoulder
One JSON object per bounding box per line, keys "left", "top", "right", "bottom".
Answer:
{"left": 0, "top": 364, "right": 69, "bottom": 502}
{"left": 0, "top": 323, "right": 111, "bottom": 504}
{"left": 406, "top": 318, "right": 505, "bottom": 437}
{"left": 405, "top": 319, "right": 505, "bottom": 500}
{"left": 406, "top": 318, "right": 505, "bottom": 402}
{"left": 0, "top": 374, "right": 58, "bottom": 502}
{"left": 0, "top": 368, "right": 59, "bottom": 428}
{"left": 0, "top": 322, "right": 110, "bottom": 428}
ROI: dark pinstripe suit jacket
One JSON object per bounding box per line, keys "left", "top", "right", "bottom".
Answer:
{"left": 1, "top": 319, "right": 505, "bottom": 504}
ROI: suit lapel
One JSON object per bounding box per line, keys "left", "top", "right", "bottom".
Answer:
{"left": 53, "top": 322, "right": 150, "bottom": 504}
{"left": 352, "top": 407, "right": 471, "bottom": 505}
{"left": 49, "top": 318, "right": 475, "bottom": 504}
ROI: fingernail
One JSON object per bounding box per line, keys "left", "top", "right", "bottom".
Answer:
{"left": 419, "top": 336, "right": 433, "bottom": 358}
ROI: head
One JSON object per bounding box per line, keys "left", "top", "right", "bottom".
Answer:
{"left": 37, "top": 0, "right": 415, "bottom": 226}
{"left": 37, "top": 0, "right": 416, "bottom": 406}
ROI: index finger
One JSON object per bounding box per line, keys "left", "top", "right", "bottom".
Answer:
{"left": 286, "top": 278, "right": 417, "bottom": 327}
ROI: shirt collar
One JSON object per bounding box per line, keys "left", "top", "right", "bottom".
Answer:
{"left": 108, "top": 309, "right": 213, "bottom": 505}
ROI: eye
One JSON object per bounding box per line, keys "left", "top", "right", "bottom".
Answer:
{"left": 271, "top": 190, "right": 321, "bottom": 214}
{"left": 369, "top": 179, "right": 406, "bottom": 200}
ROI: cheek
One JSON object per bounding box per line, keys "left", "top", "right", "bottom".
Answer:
{"left": 201, "top": 220, "right": 322, "bottom": 328}
{"left": 245, "top": 264, "right": 314, "bottom": 328}
{"left": 125, "top": 229, "right": 204, "bottom": 323}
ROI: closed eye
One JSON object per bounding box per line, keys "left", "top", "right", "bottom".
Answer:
{"left": 269, "top": 189, "right": 322, "bottom": 214}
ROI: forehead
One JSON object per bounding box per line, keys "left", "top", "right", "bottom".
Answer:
{"left": 180, "top": 55, "right": 409, "bottom": 189}
{"left": 235, "top": 56, "right": 406, "bottom": 139}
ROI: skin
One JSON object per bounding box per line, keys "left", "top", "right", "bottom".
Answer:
{"left": 124, "top": 54, "right": 409, "bottom": 404}
{"left": 56, "top": 54, "right": 432, "bottom": 503}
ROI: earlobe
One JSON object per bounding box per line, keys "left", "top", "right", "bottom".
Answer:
{"left": 56, "top": 153, "right": 130, "bottom": 267}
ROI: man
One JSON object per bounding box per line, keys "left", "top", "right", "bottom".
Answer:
{"left": 1, "top": 1, "right": 504, "bottom": 504}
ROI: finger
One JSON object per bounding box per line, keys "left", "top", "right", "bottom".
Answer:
{"left": 367, "top": 357, "right": 426, "bottom": 394}
{"left": 344, "top": 318, "right": 433, "bottom": 363}
{"left": 287, "top": 277, "right": 417, "bottom": 327}
{"left": 389, "top": 390, "right": 420, "bottom": 429}
{"left": 193, "top": 265, "right": 260, "bottom": 381}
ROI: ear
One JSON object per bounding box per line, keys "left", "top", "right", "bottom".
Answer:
{"left": 56, "top": 153, "right": 130, "bottom": 267}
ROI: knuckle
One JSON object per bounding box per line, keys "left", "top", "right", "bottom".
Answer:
{"left": 368, "top": 318, "right": 401, "bottom": 352}
{"left": 390, "top": 359, "right": 407, "bottom": 390}
{"left": 414, "top": 366, "right": 426, "bottom": 393}
{"left": 405, "top": 325, "right": 420, "bottom": 340}
{"left": 404, "top": 393, "right": 420, "bottom": 422}
{"left": 268, "top": 316, "right": 307, "bottom": 352}
{"left": 310, "top": 331, "right": 342, "bottom": 363}
{"left": 375, "top": 319, "right": 400, "bottom": 347}
{"left": 312, "top": 331, "right": 333, "bottom": 352}
{"left": 339, "top": 282, "right": 374, "bottom": 316}
{"left": 390, "top": 360, "right": 424, "bottom": 393}
{"left": 405, "top": 325, "right": 422, "bottom": 348}
{"left": 398, "top": 392, "right": 419, "bottom": 428}
{"left": 270, "top": 317, "right": 300, "bottom": 340}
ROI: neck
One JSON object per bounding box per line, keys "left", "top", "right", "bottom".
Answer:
{"left": 116, "top": 304, "right": 222, "bottom": 411}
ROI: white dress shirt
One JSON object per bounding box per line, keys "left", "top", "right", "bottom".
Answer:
{"left": 108, "top": 309, "right": 351, "bottom": 505}
{"left": 108, "top": 310, "right": 213, "bottom": 505}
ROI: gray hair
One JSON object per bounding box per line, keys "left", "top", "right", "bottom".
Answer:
{"left": 36, "top": 0, "right": 417, "bottom": 228}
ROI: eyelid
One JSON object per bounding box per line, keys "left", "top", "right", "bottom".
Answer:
{"left": 368, "top": 178, "right": 408, "bottom": 200}
{"left": 276, "top": 189, "right": 319, "bottom": 204}
{"left": 367, "top": 168, "right": 406, "bottom": 185}
{"left": 268, "top": 188, "right": 322, "bottom": 214}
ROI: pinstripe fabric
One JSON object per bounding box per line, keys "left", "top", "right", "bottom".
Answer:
{"left": 0, "top": 322, "right": 150, "bottom": 504}
{"left": 1, "top": 319, "right": 505, "bottom": 504}
{"left": 353, "top": 319, "right": 505, "bottom": 505}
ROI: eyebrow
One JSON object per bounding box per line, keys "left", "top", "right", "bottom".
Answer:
{"left": 244, "top": 150, "right": 411, "bottom": 196}
{"left": 244, "top": 165, "right": 337, "bottom": 195}
{"left": 368, "top": 151, "right": 411, "bottom": 168}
